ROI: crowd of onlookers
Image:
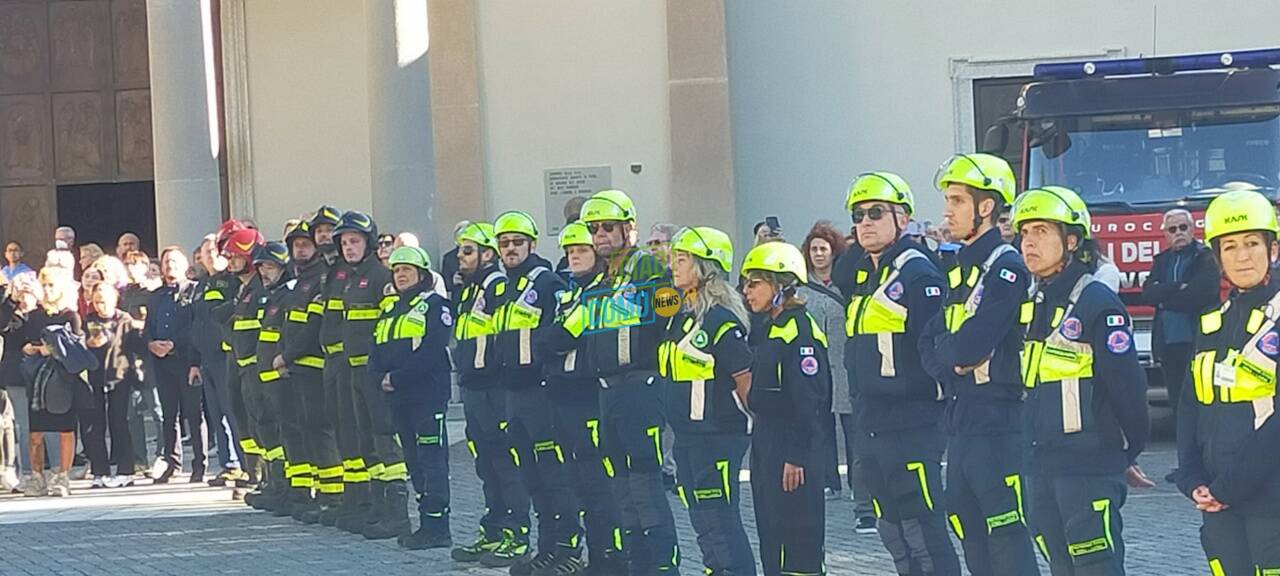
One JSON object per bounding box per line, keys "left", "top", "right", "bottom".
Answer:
{"left": 1, "top": 227, "right": 178, "bottom": 495}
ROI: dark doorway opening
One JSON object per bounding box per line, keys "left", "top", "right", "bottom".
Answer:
{"left": 57, "top": 182, "right": 157, "bottom": 257}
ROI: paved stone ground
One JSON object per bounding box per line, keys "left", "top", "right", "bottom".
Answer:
{"left": 0, "top": 434, "right": 1207, "bottom": 575}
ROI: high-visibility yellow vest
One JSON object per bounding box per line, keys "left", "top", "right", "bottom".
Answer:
{"left": 846, "top": 249, "right": 927, "bottom": 378}
{"left": 944, "top": 244, "right": 1018, "bottom": 385}
{"left": 455, "top": 270, "right": 504, "bottom": 371}
{"left": 1020, "top": 274, "right": 1098, "bottom": 434}
{"left": 1190, "top": 293, "right": 1279, "bottom": 428}
{"left": 499, "top": 267, "right": 549, "bottom": 366}
{"left": 374, "top": 292, "right": 431, "bottom": 349}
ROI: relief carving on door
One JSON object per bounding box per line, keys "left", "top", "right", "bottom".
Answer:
{"left": 0, "top": 96, "right": 51, "bottom": 185}
{"left": 55, "top": 93, "right": 107, "bottom": 180}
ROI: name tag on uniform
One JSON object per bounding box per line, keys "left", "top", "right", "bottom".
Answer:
{"left": 1214, "top": 361, "right": 1237, "bottom": 388}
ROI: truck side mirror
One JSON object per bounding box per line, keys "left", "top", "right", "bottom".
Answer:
{"left": 1043, "top": 127, "right": 1073, "bottom": 159}
{"left": 981, "top": 124, "right": 1009, "bottom": 155}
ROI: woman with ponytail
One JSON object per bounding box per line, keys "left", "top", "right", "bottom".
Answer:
{"left": 740, "top": 241, "right": 831, "bottom": 575}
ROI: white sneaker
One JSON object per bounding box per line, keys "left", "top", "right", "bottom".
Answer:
{"left": 48, "top": 472, "right": 70, "bottom": 497}
{"left": 0, "top": 467, "right": 19, "bottom": 492}
{"left": 149, "top": 458, "right": 169, "bottom": 479}
{"left": 91, "top": 476, "right": 107, "bottom": 489}
{"left": 104, "top": 475, "right": 135, "bottom": 488}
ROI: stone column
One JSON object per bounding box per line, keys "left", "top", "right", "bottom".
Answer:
{"left": 367, "top": 0, "right": 437, "bottom": 252}
{"left": 147, "top": 0, "right": 223, "bottom": 250}
{"left": 427, "top": 0, "right": 487, "bottom": 252}
{"left": 666, "top": 0, "right": 737, "bottom": 237}
{"left": 218, "top": 0, "right": 255, "bottom": 221}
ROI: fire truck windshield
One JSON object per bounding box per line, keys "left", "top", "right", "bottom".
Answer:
{"left": 1026, "top": 105, "right": 1280, "bottom": 206}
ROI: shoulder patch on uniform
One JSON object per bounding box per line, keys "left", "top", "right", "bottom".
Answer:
{"left": 357, "top": 278, "right": 369, "bottom": 289}
{"left": 1258, "top": 331, "right": 1279, "bottom": 357}
{"left": 691, "top": 330, "right": 708, "bottom": 348}
{"left": 924, "top": 286, "right": 941, "bottom": 297}
{"left": 336, "top": 270, "right": 348, "bottom": 280}
{"left": 383, "top": 283, "right": 396, "bottom": 296}
{"left": 441, "top": 308, "right": 454, "bottom": 327}
{"left": 1060, "top": 317, "right": 1082, "bottom": 340}
{"left": 799, "top": 346, "right": 815, "bottom": 356}
{"left": 1106, "top": 314, "right": 1126, "bottom": 327}
{"left": 886, "top": 281, "right": 904, "bottom": 300}
{"left": 524, "top": 289, "right": 538, "bottom": 305}
{"left": 800, "top": 355, "right": 820, "bottom": 376}
{"left": 1106, "top": 330, "right": 1132, "bottom": 354}
{"left": 999, "top": 269, "right": 1017, "bottom": 283}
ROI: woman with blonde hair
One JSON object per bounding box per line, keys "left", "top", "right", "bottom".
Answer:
{"left": 91, "top": 256, "right": 130, "bottom": 290}
{"left": 79, "top": 243, "right": 105, "bottom": 272}
{"left": 83, "top": 283, "right": 143, "bottom": 488}
{"left": 17, "top": 266, "right": 83, "bottom": 497}
{"left": 659, "top": 226, "right": 757, "bottom": 575}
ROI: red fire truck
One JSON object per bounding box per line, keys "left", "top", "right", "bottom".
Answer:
{"left": 985, "top": 48, "right": 1280, "bottom": 411}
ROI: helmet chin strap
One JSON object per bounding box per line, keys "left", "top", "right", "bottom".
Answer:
{"left": 959, "top": 194, "right": 989, "bottom": 243}
{"left": 1055, "top": 224, "right": 1076, "bottom": 273}
{"left": 890, "top": 207, "right": 904, "bottom": 243}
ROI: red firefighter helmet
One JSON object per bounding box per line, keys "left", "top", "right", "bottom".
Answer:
{"left": 215, "top": 219, "right": 248, "bottom": 252}
{"left": 222, "top": 228, "right": 264, "bottom": 258}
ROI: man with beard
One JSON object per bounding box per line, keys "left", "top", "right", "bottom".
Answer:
{"left": 450, "top": 222, "right": 532, "bottom": 566}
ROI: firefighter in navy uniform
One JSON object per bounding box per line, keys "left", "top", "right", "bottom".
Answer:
{"left": 218, "top": 228, "right": 271, "bottom": 505}
{"left": 490, "top": 210, "right": 583, "bottom": 575}
{"left": 451, "top": 222, "right": 533, "bottom": 564}
{"left": 920, "top": 154, "right": 1040, "bottom": 575}
{"left": 1176, "top": 189, "right": 1280, "bottom": 576}
{"left": 545, "top": 222, "right": 626, "bottom": 574}
{"left": 1012, "top": 186, "right": 1151, "bottom": 576}
{"left": 578, "top": 189, "right": 680, "bottom": 576}
{"left": 252, "top": 241, "right": 300, "bottom": 517}
{"left": 841, "top": 172, "right": 961, "bottom": 576}
{"left": 333, "top": 210, "right": 410, "bottom": 541}
{"left": 274, "top": 221, "right": 339, "bottom": 523}
{"left": 660, "top": 227, "right": 757, "bottom": 576}
{"left": 368, "top": 246, "right": 454, "bottom": 551}
{"left": 193, "top": 222, "right": 249, "bottom": 488}
{"left": 312, "top": 207, "right": 370, "bottom": 528}
{"left": 739, "top": 241, "right": 829, "bottom": 576}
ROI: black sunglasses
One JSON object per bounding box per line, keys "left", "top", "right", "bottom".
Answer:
{"left": 377, "top": 240, "right": 394, "bottom": 247}
{"left": 499, "top": 237, "right": 528, "bottom": 248}
{"left": 587, "top": 222, "right": 618, "bottom": 234}
{"left": 459, "top": 246, "right": 478, "bottom": 256}
{"left": 1165, "top": 223, "right": 1189, "bottom": 234}
{"left": 851, "top": 206, "right": 893, "bottom": 224}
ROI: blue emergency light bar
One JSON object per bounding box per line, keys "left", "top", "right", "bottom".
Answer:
{"left": 1033, "top": 48, "right": 1280, "bottom": 79}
